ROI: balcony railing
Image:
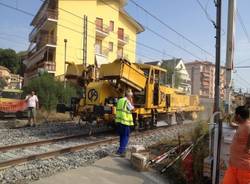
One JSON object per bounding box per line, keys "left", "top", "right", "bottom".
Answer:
{"left": 29, "top": 9, "right": 58, "bottom": 41}
{"left": 28, "top": 36, "right": 56, "bottom": 57}
{"left": 38, "top": 61, "right": 56, "bottom": 72}
{"left": 118, "top": 32, "right": 129, "bottom": 45}
{"left": 96, "top": 24, "right": 109, "bottom": 38}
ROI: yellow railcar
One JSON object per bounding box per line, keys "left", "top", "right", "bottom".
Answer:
{"left": 58, "top": 59, "right": 203, "bottom": 128}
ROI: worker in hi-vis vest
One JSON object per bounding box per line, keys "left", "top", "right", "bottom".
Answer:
{"left": 115, "top": 89, "right": 134, "bottom": 156}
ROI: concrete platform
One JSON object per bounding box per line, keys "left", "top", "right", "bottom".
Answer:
{"left": 33, "top": 156, "right": 168, "bottom": 184}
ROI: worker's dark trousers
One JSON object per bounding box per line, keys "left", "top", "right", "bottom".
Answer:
{"left": 116, "top": 123, "right": 130, "bottom": 154}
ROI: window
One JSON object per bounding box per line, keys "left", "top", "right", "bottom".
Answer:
{"left": 118, "top": 28, "right": 124, "bottom": 40}
{"left": 96, "top": 17, "right": 103, "bottom": 30}
{"left": 95, "top": 39, "right": 102, "bottom": 54}
{"left": 109, "top": 42, "right": 113, "bottom": 52}
{"left": 109, "top": 21, "right": 114, "bottom": 32}
{"left": 117, "top": 47, "right": 123, "bottom": 58}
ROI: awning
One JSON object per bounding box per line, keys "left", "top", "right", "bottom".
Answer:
{"left": 95, "top": 54, "right": 110, "bottom": 67}
{"left": 25, "top": 49, "right": 46, "bottom": 69}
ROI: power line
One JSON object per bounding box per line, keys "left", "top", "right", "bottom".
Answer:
{"left": 0, "top": 37, "right": 27, "bottom": 46}
{"left": 99, "top": 0, "right": 204, "bottom": 60}
{"left": 234, "top": 66, "right": 250, "bottom": 69}
{"left": 236, "top": 8, "right": 250, "bottom": 43}
{"left": 38, "top": 0, "right": 174, "bottom": 58}
{"left": 195, "top": 0, "right": 216, "bottom": 27}
{"left": 0, "top": 1, "right": 34, "bottom": 16}
{"left": 235, "top": 72, "right": 250, "bottom": 86}
{"left": 144, "top": 26, "right": 203, "bottom": 60}
{"left": 128, "top": 0, "right": 215, "bottom": 58}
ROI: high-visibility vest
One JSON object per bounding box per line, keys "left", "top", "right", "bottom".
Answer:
{"left": 115, "top": 97, "right": 134, "bottom": 126}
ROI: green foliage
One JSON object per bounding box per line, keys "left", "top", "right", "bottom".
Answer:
{"left": 0, "top": 48, "right": 19, "bottom": 73}
{"left": 166, "top": 161, "right": 188, "bottom": 184}
{"left": 161, "top": 65, "right": 181, "bottom": 88}
{"left": 0, "top": 48, "right": 26, "bottom": 75}
{"left": 191, "top": 122, "right": 209, "bottom": 184}
{"left": 0, "top": 77, "right": 7, "bottom": 89}
{"left": 165, "top": 122, "right": 209, "bottom": 184}
{"left": 23, "top": 73, "right": 77, "bottom": 113}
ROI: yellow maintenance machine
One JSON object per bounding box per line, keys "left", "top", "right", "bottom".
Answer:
{"left": 57, "top": 58, "right": 203, "bottom": 129}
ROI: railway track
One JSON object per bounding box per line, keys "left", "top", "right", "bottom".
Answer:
{"left": 0, "top": 123, "right": 193, "bottom": 170}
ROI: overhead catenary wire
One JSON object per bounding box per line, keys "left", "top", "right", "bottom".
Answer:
{"left": 38, "top": 0, "right": 174, "bottom": 58}
{"left": 128, "top": 0, "right": 215, "bottom": 58}
{"left": 98, "top": 0, "right": 205, "bottom": 60}
{"left": 195, "top": 0, "right": 216, "bottom": 27}
{"left": 0, "top": 1, "right": 156, "bottom": 61}
{"left": 236, "top": 9, "right": 250, "bottom": 43}
{"left": 235, "top": 72, "right": 250, "bottom": 86}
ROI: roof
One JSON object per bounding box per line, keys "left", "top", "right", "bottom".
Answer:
{"left": 185, "top": 60, "right": 226, "bottom": 69}
{"left": 147, "top": 58, "right": 182, "bottom": 68}
{"left": 0, "top": 65, "right": 11, "bottom": 73}
{"left": 30, "top": 0, "right": 48, "bottom": 26}
{"left": 119, "top": 9, "right": 145, "bottom": 33}
{"left": 185, "top": 60, "right": 215, "bottom": 66}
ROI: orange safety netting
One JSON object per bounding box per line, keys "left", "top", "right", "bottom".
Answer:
{"left": 0, "top": 100, "right": 27, "bottom": 113}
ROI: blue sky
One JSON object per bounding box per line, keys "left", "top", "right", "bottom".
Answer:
{"left": 0, "top": 0, "right": 250, "bottom": 91}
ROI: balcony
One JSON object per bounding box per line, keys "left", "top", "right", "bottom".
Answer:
{"left": 96, "top": 24, "right": 109, "bottom": 39}
{"left": 201, "top": 71, "right": 210, "bottom": 78}
{"left": 29, "top": 9, "right": 58, "bottom": 42}
{"left": 38, "top": 61, "right": 56, "bottom": 73}
{"left": 118, "top": 32, "right": 129, "bottom": 46}
{"left": 25, "top": 37, "right": 56, "bottom": 69}
{"left": 95, "top": 48, "right": 109, "bottom": 66}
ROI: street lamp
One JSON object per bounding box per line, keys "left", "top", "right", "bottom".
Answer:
{"left": 64, "top": 39, "right": 68, "bottom": 89}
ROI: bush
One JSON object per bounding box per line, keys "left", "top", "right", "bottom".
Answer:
{"left": 0, "top": 77, "right": 7, "bottom": 89}
{"left": 23, "top": 73, "right": 77, "bottom": 114}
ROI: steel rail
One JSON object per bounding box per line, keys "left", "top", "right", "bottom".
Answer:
{"left": 0, "top": 123, "right": 192, "bottom": 169}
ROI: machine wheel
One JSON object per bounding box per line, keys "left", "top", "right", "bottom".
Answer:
{"left": 166, "top": 114, "right": 172, "bottom": 126}
{"left": 176, "top": 112, "right": 184, "bottom": 125}
{"left": 150, "top": 110, "right": 157, "bottom": 129}
{"left": 191, "top": 112, "right": 198, "bottom": 120}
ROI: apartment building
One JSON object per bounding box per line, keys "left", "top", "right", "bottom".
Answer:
{"left": 185, "top": 61, "right": 226, "bottom": 99}
{"left": 0, "top": 66, "right": 23, "bottom": 89}
{"left": 24, "top": 0, "right": 144, "bottom": 83}
{"left": 147, "top": 58, "right": 191, "bottom": 93}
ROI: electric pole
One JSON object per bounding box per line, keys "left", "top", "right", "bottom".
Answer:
{"left": 225, "top": 0, "right": 236, "bottom": 114}
{"left": 64, "top": 39, "right": 68, "bottom": 89}
{"left": 212, "top": 0, "right": 222, "bottom": 184}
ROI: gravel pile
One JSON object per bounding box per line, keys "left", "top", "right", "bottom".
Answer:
{"left": 0, "top": 123, "right": 196, "bottom": 184}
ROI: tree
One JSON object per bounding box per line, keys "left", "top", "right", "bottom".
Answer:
{"left": 162, "top": 65, "right": 181, "bottom": 88}
{"left": 16, "top": 51, "right": 27, "bottom": 76}
{"left": 0, "top": 77, "right": 7, "bottom": 89}
{"left": 23, "top": 73, "right": 77, "bottom": 115}
{"left": 0, "top": 49, "right": 19, "bottom": 73}
{"left": 0, "top": 49, "right": 27, "bottom": 75}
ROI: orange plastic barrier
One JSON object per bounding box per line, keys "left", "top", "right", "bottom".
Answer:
{"left": 0, "top": 100, "right": 27, "bottom": 113}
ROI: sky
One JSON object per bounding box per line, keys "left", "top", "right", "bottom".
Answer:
{"left": 0, "top": 0, "right": 250, "bottom": 91}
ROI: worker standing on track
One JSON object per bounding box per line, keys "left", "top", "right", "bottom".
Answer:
{"left": 115, "top": 89, "right": 134, "bottom": 156}
{"left": 25, "top": 90, "right": 39, "bottom": 127}
{"left": 222, "top": 106, "right": 250, "bottom": 184}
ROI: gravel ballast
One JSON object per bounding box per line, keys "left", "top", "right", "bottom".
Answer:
{"left": 0, "top": 122, "right": 197, "bottom": 184}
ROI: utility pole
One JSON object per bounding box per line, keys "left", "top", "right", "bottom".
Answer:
{"left": 212, "top": 0, "right": 222, "bottom": 184}
{"left": 225, "top": 0, "right": 236, "bottom": 114}
{"left": 64, "top": 39, "right": 68, "bottom": 89}
{"left": 172, "top": 58, "right": 177, "bottom": 88}
{"left": 83, "top": 15, "right": 88, "bottom": 67}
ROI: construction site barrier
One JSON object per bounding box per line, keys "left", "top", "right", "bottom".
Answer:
{"left": 0, "top": 100, "right": 27, "bottom": 113}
